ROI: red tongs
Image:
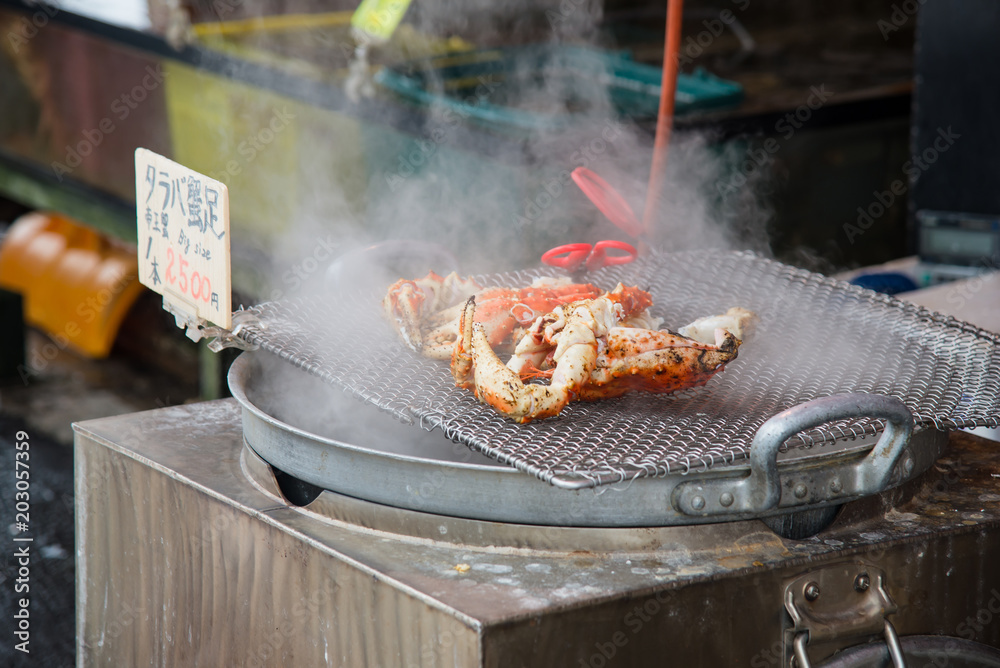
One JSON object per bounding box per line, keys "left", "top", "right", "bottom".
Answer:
{"left": 570, "top": 167, "right": 645, "bottom": 239}
{"left": 541, "top": 239, "right": 637, "bottom": 271}
{"left": 543, "top": 0, "right": 686, "bottom": 272}
{"left": 541, "top": 167, "right": 643, "bottom": 271}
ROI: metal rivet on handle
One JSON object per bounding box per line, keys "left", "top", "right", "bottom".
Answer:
{"left": 804, "top": 582, "right": 821, "bottom": 601}
{"left": 902, "top": 456, "right": 915, "bottom": 476}
{"left": 830, "top": 478, "right": 843, "bottom": 494}
{"left": 691, "top": 495, "right": 706, "bottom": 511}
{"left": 719, "top": 492, "right": 734, "bottom": 508}
{"left": 793, "top": 483, "right": 808, "bottom": 499}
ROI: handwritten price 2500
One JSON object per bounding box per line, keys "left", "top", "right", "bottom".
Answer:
{"left": 165, "top": 247, "right": 212, "bottom": 302}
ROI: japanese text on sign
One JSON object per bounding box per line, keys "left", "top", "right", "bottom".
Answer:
{"left": 135, "top": 148, "right": 232, "bottom": 329}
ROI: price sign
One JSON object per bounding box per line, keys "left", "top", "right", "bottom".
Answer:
{"left": 135, "top": 148, "right": 231, "bottom": 329}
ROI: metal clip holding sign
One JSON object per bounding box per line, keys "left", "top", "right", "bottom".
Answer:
{"left": 204, "top": 309, "right": 262, "bottom": 353}
{"left": 135, "top": 148, "right": 235, "bottom": 343}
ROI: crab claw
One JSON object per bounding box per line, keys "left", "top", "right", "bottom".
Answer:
{"left": 469, "top": 321, "right": 570, "bottom": 425}
{"left": 451, "top": 293, "right": 573, "bottom": 424}
{"left": 383, "top": 271, "right": 482, "bottom": 355}
{"left": 453, "top": 293, "right": 629, "bottom": 424}
{"left": 451, "top": 296, "right": 476, "bottom": 389}
{"left": 383, "top": 279, "right": 426, "bottom": 353}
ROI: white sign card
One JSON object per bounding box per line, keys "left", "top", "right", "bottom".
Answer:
{"left": 135, "top": 148, "right": 232, "bottom": 330}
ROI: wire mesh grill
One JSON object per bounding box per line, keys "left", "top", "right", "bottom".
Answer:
{"left": 234, "top": 250, "right": 1000, "bottom": 488}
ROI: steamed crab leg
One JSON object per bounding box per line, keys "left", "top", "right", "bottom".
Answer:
{"left": 454, "top": 301, "right": 573, "bottom": 422}
{"left": 383, "top": 271, "right": 481, "bottom": 354}
{"left": 383, "top": 271, "right": 606, "bottom": 359}
{"left": 578, "top": 327, "right": 740, "bottom": 399}
{"left": 579, "top": 306, "right": 756, "bottom": 399}
{"left": 453, "top": 286, "right": 654, "bottom": 424}
{"left": 505, "top": 283, "right": 655, "bottom": 376}
{"left": 452, "top": 290, "right": 755, "bottom": 424}
{"left": 453, "top": 294, "right": 620, "bottom": 423}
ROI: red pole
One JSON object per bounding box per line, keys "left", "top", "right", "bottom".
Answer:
{"left": 641, "top": 0, "right": 685, "bottom": 235}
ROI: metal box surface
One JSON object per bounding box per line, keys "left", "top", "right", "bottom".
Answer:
{"left": 74, "top": 400, "right": 1000, "bottom": 666}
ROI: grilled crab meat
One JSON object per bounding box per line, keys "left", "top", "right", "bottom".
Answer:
{"left": 383, "top": 271, "right": 614, "bottom": 359}
{"left": 452, "top": 286, "right": 756, "bottom": 424}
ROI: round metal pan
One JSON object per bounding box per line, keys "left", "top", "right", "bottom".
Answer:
{"left": 229, "top": 352, "right": 949, "bottom": 527}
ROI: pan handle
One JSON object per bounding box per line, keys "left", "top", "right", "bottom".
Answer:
{"left": 674, "top": 393, "right": 914, "bottom": 517}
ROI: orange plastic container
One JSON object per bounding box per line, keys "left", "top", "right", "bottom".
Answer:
{"left": 0, "top": 211, "right": 144, "bottom": 357}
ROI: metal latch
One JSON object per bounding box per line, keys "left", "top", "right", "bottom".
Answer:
{"left": 784, "top": 563, "right": 905, "bottom": 667}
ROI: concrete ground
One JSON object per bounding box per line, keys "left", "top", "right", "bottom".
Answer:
{"left": 0, "top": 327, "right": 199, "bottom": 667}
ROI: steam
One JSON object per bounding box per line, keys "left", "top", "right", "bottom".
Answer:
{"left": 204, "top": 0, "right": 775, "bottom": 297}
{"left": 249, "top": 353, "right": 500, "bottom": 466}
{"left": 209, "top": 0, "right": 775, "bottom": 460}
